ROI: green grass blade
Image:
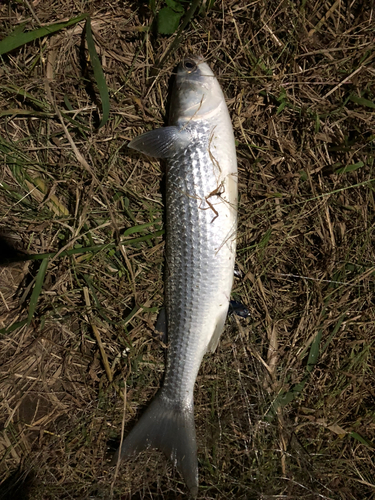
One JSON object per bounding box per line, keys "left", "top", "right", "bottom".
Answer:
{"left": 259, "top": 228, "right": 272, "bottom": 248}
{"left": 84, "top": 18, "right": 110, "bottom": 129}
{"left": 64, "top": 95, "right": 74, "bottom": 111}
{"left": 158, "top": 2, "right": 184, "bottom": 35}
{"left": 276, "top": 100, "right": 287, "bottom": 115}
{"left": 3, "top": 229, "right": 165, "bottom": 263}
{"left": 0, "top": 109, "right": 54, "bottom": 118}
{"left": 0, "top": 14, "right": 88, "bottom": 56}
{"left": 0, "top": 84, "right": 50, "bottom": 112}
{"left": 27, "top": 258, "right": 49, "bottom": 325}
{"left": 306, "top": 329, "right": 323, "bottom": 372}
{"left": 321, "top": 315, "right": 346, "bottom": 353}
{"left": 349, "top": 432, "right": 374, "bottom": 448}
{"left": 336, "top": 161, "right": 365, "bottom": 175}
{"left": 0, "top": 319, "right": 28, "bottom": 336}
{"left": 122, "top": 220, "right": 162, "bottom": 237}
{"left": 349, "top": 93, "right": 375, "bottom": 109}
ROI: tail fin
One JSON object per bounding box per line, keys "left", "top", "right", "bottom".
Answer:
{"left": 112, "top": 393, "right": 198, "bottom": 497}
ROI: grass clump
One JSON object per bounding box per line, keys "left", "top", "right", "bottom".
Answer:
{"left": 0, "top": 1, "right": 374, "bottom": 499}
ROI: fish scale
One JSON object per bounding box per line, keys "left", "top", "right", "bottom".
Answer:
{"left": 112, "top": 56, "right": 237, "bottom": 497}
{"left": 164, "top": 129, "right": 233, "bottom": 403}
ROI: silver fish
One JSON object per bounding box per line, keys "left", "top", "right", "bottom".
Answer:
{"left": 113, "top": 56, "right": 238, "bottom": 497}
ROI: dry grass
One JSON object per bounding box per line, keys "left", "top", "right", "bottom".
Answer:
{"left": 0, "top": 1, "right": 374, "bottom": 499}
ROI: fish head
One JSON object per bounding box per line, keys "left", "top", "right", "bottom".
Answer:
{"left": 170, "top": 56, "right": 224, "bottom": 124}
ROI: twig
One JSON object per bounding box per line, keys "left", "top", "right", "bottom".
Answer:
{"left": 323, "top": 65, "right": 363, "bottom": 99}
{"left": 308, "top": 0, "right": 340, "bottom": 37}
{"left": 83, "top": 287, "right": 113, "bottom": 383}
{"left": 24, "top": 0, "right": 42, "bottom": 26}
{"left": 110, "top": 380, "right": 127, "bottom": 499}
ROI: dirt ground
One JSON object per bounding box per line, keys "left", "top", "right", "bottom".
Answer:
{"left": 0, "top": 1, "right": 374, "bottom": 499}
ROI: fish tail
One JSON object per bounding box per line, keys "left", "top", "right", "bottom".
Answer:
{"left": 112, "top": 392, "right": 198, "bottom": 497}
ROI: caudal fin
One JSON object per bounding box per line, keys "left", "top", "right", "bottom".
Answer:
{"left": 112, "top": 392, "right": 198, "bottom": 497}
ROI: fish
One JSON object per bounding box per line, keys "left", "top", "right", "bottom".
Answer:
{"left": 156, "top": 296, "right": 249, "bottom": 343}
{"left": 112, "top": 55, "right": 238, "bottom": 497}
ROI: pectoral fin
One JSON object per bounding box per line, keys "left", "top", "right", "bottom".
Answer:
{"left": 128, "top": 126, "right": 191, "bottom": 158}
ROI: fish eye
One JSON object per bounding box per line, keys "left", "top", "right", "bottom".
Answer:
{"left": 183, "top": 59, "right": 197, "bottom": 73}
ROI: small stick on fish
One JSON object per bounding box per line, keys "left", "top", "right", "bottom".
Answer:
{"left": 198, "top": 181, "right": 225, "bottom": 223}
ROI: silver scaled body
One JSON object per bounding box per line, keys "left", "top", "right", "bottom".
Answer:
{"left": 113, "top": 56, "right": 238, "bottom": 497}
